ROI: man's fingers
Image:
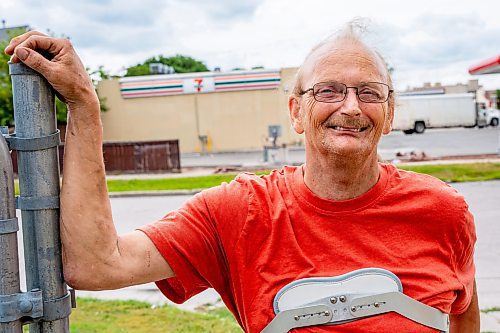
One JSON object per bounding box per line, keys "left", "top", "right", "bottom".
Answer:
{"left": 14, "top": 47, "right": 52, "bottom": 79}
{"left": 4, "top": 30, "right": 47, "bottom": 55}
{"left": 10, "top": 34, "right": 66, "bottom": 75}
{"left": 8, "top": 31, "right": 95, "bottom": 108}
{"left": 16, "top": 35, "right": 63, "bottom": 59}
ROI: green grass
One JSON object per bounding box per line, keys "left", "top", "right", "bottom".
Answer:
{"left": 12, "top": 163, "right": 500, "bottom": 195}
{"left": 399, "top": 163, "right": 500, "bottom": 183}
{"left": 20, "top": 297, "right": 498, "bottom": 332}
{"left": 106, "top": 174, "right": 240, "bottom": 192}
{"left": 106, "top": 171, "right": 270, "bottom": 192}
{"left": 23, "top": 298, "right": 242, "bottom": 333}
{"left": 105, "top": 162, "right": 500, "bottom": 192}
{"left": 481, "top": 306, "right": 500, "bottom": 313}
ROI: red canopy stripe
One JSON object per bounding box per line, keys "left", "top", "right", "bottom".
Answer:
{"left": 468, "top": 55, "right": 500, "bottom": 75}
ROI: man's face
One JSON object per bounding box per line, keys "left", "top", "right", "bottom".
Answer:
{"left": 289, "top": 40, "right": 394, "bottom": 159}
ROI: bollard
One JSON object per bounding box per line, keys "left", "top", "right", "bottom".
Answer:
{"left": 263, "top": 146, "right": 269, "bottom": 163}
{"left": 9, "top": 63, "right": 70, "bottom": 333}
{"left": 0, "top": 129, "right": 23, "bottom": 333}
{"left": 498, "top": 127, "right": 500, "bottom": 156}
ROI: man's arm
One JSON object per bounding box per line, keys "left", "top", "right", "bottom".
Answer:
{"left": 5, "top": 32, "right": 174, "bottom": 290}
{"left": 449, "top": 280, "right": 480, "bottom": 333}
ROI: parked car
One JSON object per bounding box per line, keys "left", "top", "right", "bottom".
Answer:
{"left": 486, "top": 108, "right": 500, "bottom": 127}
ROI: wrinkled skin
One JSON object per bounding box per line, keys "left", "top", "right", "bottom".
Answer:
{"left": 290, "top": 38, "right": 393, "bottom": 162}
{"left": 288, "top": 38, "right": 394, "bottom": 200}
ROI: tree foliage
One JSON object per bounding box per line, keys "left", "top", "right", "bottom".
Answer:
{"left": 125, "top": 54, "right": 208, "bottom": 77}
{"left": 0, "top": 28, "right": 23, "bottom": 126}
{"left": 0, "top": 29, "right": 108, "bottom": 126}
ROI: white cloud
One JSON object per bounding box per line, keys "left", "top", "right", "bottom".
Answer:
{"left": 2, "top": 0, "right": 499, "bottom": 90}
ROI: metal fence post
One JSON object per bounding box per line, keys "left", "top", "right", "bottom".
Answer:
{"left": 9, "top": 63, "right": 70, "bottom": 333}
{"left": 0, "top": 128, "right": 23, "bottom": 333}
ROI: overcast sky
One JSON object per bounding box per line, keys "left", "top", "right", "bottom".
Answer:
{"left": 2, "top": 0, "right": 499, "bottom": 90}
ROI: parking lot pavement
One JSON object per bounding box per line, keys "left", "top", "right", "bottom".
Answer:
{"left": 180, "top": 127, "right": 500, "bottom": 168}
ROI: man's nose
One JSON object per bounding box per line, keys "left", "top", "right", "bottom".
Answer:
{"left": 340, "top": 88, "right": 361, "bottom": 116}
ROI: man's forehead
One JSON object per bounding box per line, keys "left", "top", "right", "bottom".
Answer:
{"left": 302, "top": 39, "right": 387, "bottom": 84}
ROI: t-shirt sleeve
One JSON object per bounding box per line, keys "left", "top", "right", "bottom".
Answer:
{"left": 450, "top": 203, "right": 477, "bottom": 314}
{"left": 138, "top": 178, "right": 249, "bottom": 304}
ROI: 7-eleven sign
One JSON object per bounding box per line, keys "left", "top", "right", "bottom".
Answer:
{"left": 183, "top": 77, "right": 215, "bottom": 93}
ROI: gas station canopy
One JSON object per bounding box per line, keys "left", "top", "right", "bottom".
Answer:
{"left": 469, "top": 55, "right": 500, "bottom": 75}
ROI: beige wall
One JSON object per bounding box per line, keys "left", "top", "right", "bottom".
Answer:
{"left": 98, "top": 67, "right": 302, "bottom": 153}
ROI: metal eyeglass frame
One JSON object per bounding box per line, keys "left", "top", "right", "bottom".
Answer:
{"left": 300, "top": 81, "right": 394, "bottom": 103}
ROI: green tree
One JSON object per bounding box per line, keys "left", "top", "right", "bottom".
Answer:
{"left": 125, "top": 54, "right": 208, "bottom": 76}
{"left": 88, "top": 65, "right": 110, "bottom": 114}
{"left": 0, "top": 29, "right": 108, "bottom": 126}
{"left": 0, "top": 27, "right": 25, "bottom": 126}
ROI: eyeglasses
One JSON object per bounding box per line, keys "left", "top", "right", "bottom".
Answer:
{"left": 301, "top": 81, "right": 393, "bottom": 103}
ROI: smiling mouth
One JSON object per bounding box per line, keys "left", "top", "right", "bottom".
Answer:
{"left": 328, "top": 125, "right": 368, "bottom": 133}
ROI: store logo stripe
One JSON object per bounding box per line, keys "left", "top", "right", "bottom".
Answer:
{"left": 215, "top": 73, "right": 279, "bottom": 81}
{"left": 122, "top": 91, "right": 182, "bottom": 97}
{"left": 120, "top": 83, "right": 183, "bottom": 89}
{"left": 122, "top": 89, "right": 184, "bottom": 95}
{"left": 215, "top": 78, "right": 280, "bottom": 86}
{"left": 122, "top": 89, "right": 184, "bottom": 97}
{"left": 120, "top": 80, "right": 183, "bottom": 87}
{"left": 121, "top": 85, "right": 183, "bottom": 92}
{"left": 215, "top": 76, "right": 280, "bottom": 82}
{"left": 215, "top": 83, "right": 279, "bottom": 90}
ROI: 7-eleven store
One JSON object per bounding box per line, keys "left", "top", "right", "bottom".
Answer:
{"left": 97, "top": 68, "right": 301, "bottom": 153}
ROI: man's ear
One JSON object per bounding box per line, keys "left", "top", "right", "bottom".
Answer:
{"left": 289, "top": 95, "right": 304, "bottom": 134}
{"left": 382, "top": 98, "right": 395, "bottom": 135}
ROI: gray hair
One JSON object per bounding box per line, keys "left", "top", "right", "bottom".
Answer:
{"left": 292, "top": 19, "right": 394, "bottom": 100}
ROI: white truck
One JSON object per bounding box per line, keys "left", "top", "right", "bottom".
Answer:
{"left": 393, "top": 93, "right": 487, "bottom": 134}
{"left": 486, "top": 108, "right": 500, "bottom": 127}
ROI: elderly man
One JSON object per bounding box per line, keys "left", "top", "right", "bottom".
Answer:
{"left": 6, "top": 25, "right": 478, "bottom": 332}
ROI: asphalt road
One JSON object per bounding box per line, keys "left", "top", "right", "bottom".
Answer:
{"left": 181, "top": 127, "right": 500, "bottom": 167}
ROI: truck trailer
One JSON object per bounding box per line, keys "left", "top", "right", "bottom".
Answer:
{"left": 393, "top": 93, "right": 486, "bottom": 134}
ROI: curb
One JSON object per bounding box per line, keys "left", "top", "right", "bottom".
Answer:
{"left": 109, "top": 189, "right": 202, "bottom": 198}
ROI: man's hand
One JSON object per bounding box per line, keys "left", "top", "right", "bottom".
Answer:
{"left": 4, "top": 31, "right": 98, "bottom": 109}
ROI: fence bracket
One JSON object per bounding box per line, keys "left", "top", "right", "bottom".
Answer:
{"left": 15, "top": 196, "right": 60, "bottom": 210}
{"left": 0, "top": 217, "right": 19, "bottom": 234}
{"left": 5, "top": 131, "right": 60, "bottom": 152}
{"left": 0, "top": 290, "right": 43, "bottom": 323}
{"left": 0, "top": 289, "right": 74, "bottom": 324}
{"left": 42, "top": 291, "right": 73, "bottom": 322}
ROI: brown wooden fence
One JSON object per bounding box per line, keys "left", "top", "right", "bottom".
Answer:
{"left": 11, "top": 140, "right": 181, "bottom": 174}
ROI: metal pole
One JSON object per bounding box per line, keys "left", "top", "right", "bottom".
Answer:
{"left": 497, "top": 127, "right": 500, "bottom": 155}
{"left": 9, "top": 63, "right": 70, "bottom": 333}
{"left": 0, "top": 128, "right": 23, "bottom": 333}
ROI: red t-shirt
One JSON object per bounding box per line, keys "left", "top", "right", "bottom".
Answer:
{"left": 140, "top": 164, "right": 476, "bottom": 333}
